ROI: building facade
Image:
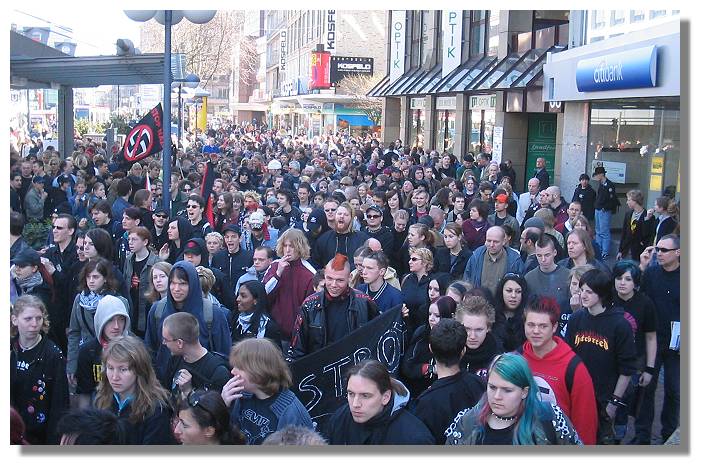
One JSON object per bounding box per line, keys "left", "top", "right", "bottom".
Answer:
{"left": 372, "top": 10, "right": 571, "bottom": 192}
{"left": 264, "top": 10, "right": 388, "bottom": 138}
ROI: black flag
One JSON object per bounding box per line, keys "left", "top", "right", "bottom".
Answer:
{"left": 119, "top": 103, "right": 164, "bottom": 167}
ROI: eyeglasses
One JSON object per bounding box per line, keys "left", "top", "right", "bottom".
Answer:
{"left": 154, "top": 214, "right": 168, "bottom": 218}
{"left": 52, "top": 225, "right": 67, "bottom": 230}
{"left": 410, "top": 257, "right": 421, "bottom": 262}
{"left": 162, "top": 335, "right": 181, "bottom": 344}
{"left": 187, "top": 390, "right": 216, "bottom": 420}
{"left": 324, "top": 208, "right": 337, "bottom": 212}
{"left": 187, "top": 205, "right": 200, "bottom": 209}
{"left": 366, "top": 214, "right": 381, "bottom": 219}
{"left": 655, "top": 247, "right": 678, "bottom": 253}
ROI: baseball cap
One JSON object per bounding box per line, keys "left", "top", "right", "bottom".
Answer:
{"left": 495, "top": 194, "right": 509, "bottom": 204}
{"left": 12, "top": 249, "right": 41, "bottom": 267}
{"left": 153, "top": 206, "right": 169, "bottom": 216}
{"left": 305, "top": 208, "right": 325, "bottom": 233}
{"left": 366, "top": 205, "right": 383, "bottom": 216}
{"left": 267, "top": 160, "right": 282, "bottom": 170}
{"left": 32, "top": 176, "right": 44, "bottom": 184}
{"left": 222, "top": 224, "right": 242, "bottom": 236}
{"left": 182, "top": 240, "right": 202, "bottom": 255}
{"left": 266, "top": 196, "right": 278, "bottom": 206}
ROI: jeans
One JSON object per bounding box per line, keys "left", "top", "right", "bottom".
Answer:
{"left": 594, "top": 209, "right": 612, "bottom": 258}
{"left": 636, "top": 349, "right": 680, "bottom": 443}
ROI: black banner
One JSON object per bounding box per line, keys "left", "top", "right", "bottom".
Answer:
{"left": 119, "top": 103, "right": 164, "bottom": 167}
{"left": 330, "top": 56, "right": 374, "bottom": 86}
{"left": 289, "top": 306, "right": 407, "bottom": 430}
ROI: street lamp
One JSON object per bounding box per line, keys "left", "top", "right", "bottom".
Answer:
{"left": 173, "top": 73, "right": 200, "bottom": 149}
{"left": 124, "top": 10, "right": 216, "bottom": 211}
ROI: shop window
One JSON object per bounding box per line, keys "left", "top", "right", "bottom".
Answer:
{"left": 650, "top": 10, "right": 667, "bottom": 19}
{"left": 588, "top": 99, "right": 680, "bottom": 208}
{"left": 409, "top": 108, "right": 426, "bottom": 149}
{"left": 435, "top": 110, "right": 456, "bottom": 154}
{"left": 592, "top": 10, "right": 606, "bottom": 29}
{"left": 611, "top": 10, "right": 626, "bottom": 26}
{"left": 488, "top": 10, "right": 501, "bottom": 57}
{"left": 631, "top": 10, "right": 645, "bottom": 22}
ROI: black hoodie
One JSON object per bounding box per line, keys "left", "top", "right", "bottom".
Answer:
{"left": 166, "top": 216, "right": 193, "bottom": 264}
{"left": 181, "top": 237, "right": 235, "bottom": 312}
{"left": 460, "top": 331, "right": 502, "bottom": 380}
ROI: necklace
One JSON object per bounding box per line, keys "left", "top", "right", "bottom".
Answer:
{"left": 491, "top": 412, "right": 516, "bottom": 422}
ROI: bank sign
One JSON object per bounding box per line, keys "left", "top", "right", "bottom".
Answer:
{"left": 575, "top": 45, "right": 658, "bottom": 92}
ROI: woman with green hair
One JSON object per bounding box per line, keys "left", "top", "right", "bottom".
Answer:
{"left": 445, "top": 352, "right": 582, "bottom": 445}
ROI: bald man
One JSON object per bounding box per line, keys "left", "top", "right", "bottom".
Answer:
{"left": 518, "top": 177, "right": 540, "bottom": 226}
{"left": 546, "top": 186, "right": 569, "bottom": 230}
{"left": 463, "top": 225, "right": 525, "bottom": 291}
{"left": 287, "top": 254, "right": 379, "bottom": 360}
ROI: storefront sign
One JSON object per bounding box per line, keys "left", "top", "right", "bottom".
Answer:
{"left": 526, "top": 114, "right": 557, "bottom": 187}
{"left": 330, "top": 57, "right": 374, "bottom": 85}
{"left": 280, "top": 30, "right": 287, "bottom": 71}
{"left": 280, "top": 79, "right": 296, "bottom": 97}
{"left": 436, "top": 96, "right": 456, "bottom": 110}
{"left": 390, "top": 11, "right": 407, "bottom": 83}
{"left": 300, "top": 101, "right": 323, "bottom": 113}
{"left": 325, "top": 10, "right": 337, "bottom": 54}
{"left": 576, "top": 45, "right": 657, "bottom": 92}
{"left": 492, "top": 126, "right": 503, "bottom": 163}
{"left": 442, "top": 11, "right": 462, "bottom": 78}
{"left": 310, "top": 51, "right": 332, "bottom": 89}
{"left": 591, "top": 160, "right": 626, "bottom": 184}
{"left": 410, "top": 97, "right": 426, "bottom": 110}
{"left": 469, "top": 95, "right": 496, "bottom": 110}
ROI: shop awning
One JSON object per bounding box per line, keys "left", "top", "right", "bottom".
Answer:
{"left": 376, "top": 67, "right": 424, "bottom": 97}
{"left": 337, "top": 114, "right": 375, "bottom": 126}
{"left": 475, "top": 45, "right": 567, "bottom": 91}
{"left": 399, "top": 64, "right": 442, "bottom": 96}
{"left": 430, "top": 55, "right": 498, "bottom": 94}
{"left": 368, "top": 75, "right": 390, "bottom": 97}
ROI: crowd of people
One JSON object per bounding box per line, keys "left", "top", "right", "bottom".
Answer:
{"left": 9, "top": 121, "right": 681, "bottom": 446}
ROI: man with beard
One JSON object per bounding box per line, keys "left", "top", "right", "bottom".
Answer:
{"left": 311, "top": 202, "right": 369, "bottom": 269}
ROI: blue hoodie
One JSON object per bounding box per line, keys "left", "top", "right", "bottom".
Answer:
{"left": 143, "top": 261, "right": 232, "bottom": 381}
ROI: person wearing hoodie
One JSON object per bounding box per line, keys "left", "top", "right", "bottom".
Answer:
{"left": 181, "top": 237, "right": 235, "bottom": 312}
{"left": 409, "top": 319, "right": 485, "bottom": 444}
{"left": 263, "top": 228, "right": 316, "bottom": 344}
{"left": 74, "top": 295, "right": 132, "bottom": 409}
{"left": 456, "top": 296, "right": 503, "bottom": 380}
{"left": 311, "top": 202, "right": 369, "bottom": 269}
{"left": 565, "top": 268, "right": 636, "bottom": 444}
{"left": 324, "top": 359, "right": 434, "bottom": 445}
{"left": 66, "top": 258, "right": 129, "bottom": 386}
{"left": 159, "top": 216, "right": 193, "bottom": 265}
{"left": 144, "top": 261, "right": 232, "bottom": 382}
{"left": 521, "top": 296, "right": 598, "bottom": 445}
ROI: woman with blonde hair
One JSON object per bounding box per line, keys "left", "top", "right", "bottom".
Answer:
{"left": 221, "top": 338, "right": 313, "bottom": 444}
{"left": 94, "top": 335, "right": 176, "bottom": 444}
{"left": 144, "top": 261, "right": 172, "bottom": 305}
{"left": 262, "top": 228, "right": 316, "bottom": 345}
{"left": 11, "top": 295, "right": 69, "bottom": 444}
{"left": 401, "top": 247, "right": 434, "bottom": 330}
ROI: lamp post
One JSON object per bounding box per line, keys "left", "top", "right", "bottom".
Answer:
{"left": 124, "top": 10, "right": 215, "bottom": 211}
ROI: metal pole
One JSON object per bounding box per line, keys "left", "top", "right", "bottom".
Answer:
{"left": 177, "top": 84, "right": 183, "bottom": 149}
{"left": 162, "top": 10, "right": 172, "bottom": 211}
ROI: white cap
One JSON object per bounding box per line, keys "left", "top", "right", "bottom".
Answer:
{"left": 267, "top": 160, "right": 282, "bottom": 170}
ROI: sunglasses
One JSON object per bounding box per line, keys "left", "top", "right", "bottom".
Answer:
{"left": 366, "top": 213, "right": 381, "bottom": 219}
{"left": 655, "top": 247, "right": 678, "bottom": 253}
{"left": 410, "top": 257, "right": 421, "bottom": 262}
{"left": 154, "top": 213, "right": 168, "bottom": 218}
{"left": 187, "top": 205, "right": 200, "bottom": 209}
{"left": 186, "top": 391, "right": 216, "bottom": 419}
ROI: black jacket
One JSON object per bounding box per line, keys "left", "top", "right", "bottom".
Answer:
{"left": 287, "top": 289, "right": 379, "bottom": 361}
{"left": 595, "top": 178, "right": 620, "bottom": 213}
{"left": 410, "top": 370, "right": 485, "bottom": 444}
{"left": 572, "top": 185, "right": 597, "bottom": 220}
{"left": 363, "top": 225, "right": 394, "bottom": 257}
{"left": 312, "top": 229, "right": 369, "bottom": 269}
{"left": 212, "top": 247, "right": 254, "bottom": 293}
{"left": 324, "top": 388, "right": 435, "bottom": 445}
{"left": 618, "top": 209, "right": 651, "bottom": 260}
{"left": 435, "top": 246, "right": 472, "bottom": 280}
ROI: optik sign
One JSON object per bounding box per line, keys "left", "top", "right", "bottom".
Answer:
{"left": 576, "top": 45, "right": 658, "bottom": 92}
{"left": 442, "top": 11, "right": 462, "bottom": 77}
{"left": 389, "top": 11, "right": 407, "bottom": 83}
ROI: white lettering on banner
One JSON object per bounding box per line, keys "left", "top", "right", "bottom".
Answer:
{"left": 325, "top": 10, "right": 337, "bottom": 54}
{"left": 492, "top": 126, "right": 503, "bottom": 163}
{"left": 390, "top": 11, "right": 407, "bottom": 83}
{"left": 280, "top": 30, "right": 287, "bottom": 71}
{"left": 338, "top": 63, "right": 372, "bottom": 71}
{"left": 593, "top": 60, "right": 624, "bottom": 85}
{"left": 442, "top": 11, "right": 463, "bottom": 78}
{"left": 436, "top": 97, "right": 456, "bottom": 110}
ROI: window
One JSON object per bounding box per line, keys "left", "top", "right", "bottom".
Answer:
{"left": 630, "top": 10, "right": 645, "bottom": 22}
{"left": 420, "top": 10, "right": 434, "bottom": 67}
{"left": 650, "top": 10, "right": 667, "bottom": 19}
{"left": 434, "top": 10, "right": 443, "bottom": 65}
{"left": 592, "top": 10, "right": 606, "bottom": 28}
{"left": 487, "top": 10, "right": 501, "bottom": 56}
{"left": 461, "top": 10, "right": 488, "bottom": 62}
{"left": 410, "top": 11, "right": 423, "bottom": 68}
{"left": 611, "top": 10, "right": 625, "bottom": 26}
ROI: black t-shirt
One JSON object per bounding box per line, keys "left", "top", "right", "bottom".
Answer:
{"left": 75, "top": 338, "right": 102, "bottom": 395}
{"left": 480, "top": 423, "right": 516, "bottom": 445}
{"left": 163, "top": 351, "right": 231, "bottom": 393}
{"left": 612, "top": 292, "right": 657, "bottom": 364}
{"left": 325, "top": 294, "right": 351, "bottom": 344}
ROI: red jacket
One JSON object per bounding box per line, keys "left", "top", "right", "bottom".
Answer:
{"left": 263, "top": 258, "right": 316, "bottom": 340}
{"left": 522, "top": 337, "right": 598, "bottom": 445}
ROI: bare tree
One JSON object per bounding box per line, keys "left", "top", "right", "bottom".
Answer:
{"left": 138, "top": 11, "right": 244, "bottom": 87}
{"left": 336, "top": 73, "right": 385, "bottom": 126}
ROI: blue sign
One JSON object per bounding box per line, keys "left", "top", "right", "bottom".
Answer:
{"left": 576, "top": 45, "right": 658, "bottom": 92}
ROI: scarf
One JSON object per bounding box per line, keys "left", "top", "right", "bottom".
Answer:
{"left": 15, "top": 271, "right": 43, "bottom": 293}
{"left": 237, "top": 312, "right": 268, "bottom": 338}
{"left": 79, "top": 290, "right": 103, "bottom": 310}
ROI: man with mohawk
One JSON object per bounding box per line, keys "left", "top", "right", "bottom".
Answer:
{"left": 287, "top": 254, "right": 379, "bottom": 361}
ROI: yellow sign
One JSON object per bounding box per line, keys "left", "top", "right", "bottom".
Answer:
{"left": 651, "top": 156, "right": 664, "bottom": 174}
{"left": 650, "top": 174, "right": 663, "bottom": 192}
